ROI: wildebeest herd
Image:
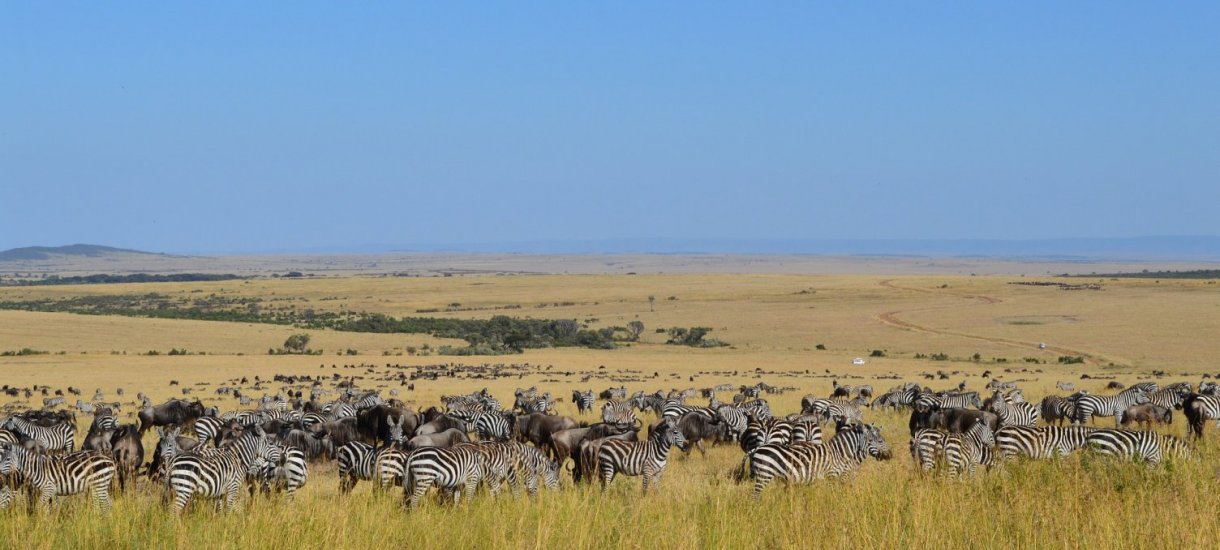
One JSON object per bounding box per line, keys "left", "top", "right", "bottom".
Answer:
{"left": 2, "top": 368, "right": 1220, "bottom": 514}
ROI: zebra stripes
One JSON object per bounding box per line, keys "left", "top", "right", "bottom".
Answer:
{"left": 193, "top": 416, "right": 224, "bottom": 446}
{"left": 1074, "top": 385, "right": 1155, "bottom": 426}
{"left": 403, "top": 444, "right": 485, "bottom": 508}
{"left": 168, "top": 429, "right": 275, "bottom": 513}
{"left": 914, "top": 392, "right": 982, "bottom": 412}
{"left": 0, "top": 445, "right": 116, "bottom": 512}
{"left": 943, "top": 420, "right": 995, "bottom": 478}
{"left": 252, "top": 444, "right": 308, "bottom": 499}
{"left": 572, "top": 390, "right": 596, "bottom": 414}
{"left": 1184, "top": 393, "right": 1220, "bottom": 438}
{"left": 748, "top": 424, "right": 890, "bottom": 497}
{"left": 3, "top": 416, "right": 75, "bottom": 453}
{"left": 1085, "top": 429, "right": 1191, "bottom": 466}
{"left": 597, "top": 418, "right": 686, "bottom": 493}
{"left": 995, "top": 425, "right": 1096, "bottom": 460}
{"left": 601, "top": 401, "right": 638, "bottom": 427}
{"left": 987, "top": 391, "right": 1039, "bottom": 428}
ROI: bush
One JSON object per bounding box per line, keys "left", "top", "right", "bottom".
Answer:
{"left": 870, "top": 349, "right": 886, "bottom": 357}
{"left": 815, "top": 344, "right": 826, "bottom": 350}
{"left": 283, "top": 333, "right": 311, "bottom": 354}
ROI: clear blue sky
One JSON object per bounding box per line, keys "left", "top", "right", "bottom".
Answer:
{"left": 3, "top": 2, "right": 1218, "bottom": 254}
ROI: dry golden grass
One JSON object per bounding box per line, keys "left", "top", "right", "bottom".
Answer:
{"left": 1, "top": 272, "right": 1219, "bottom": 548}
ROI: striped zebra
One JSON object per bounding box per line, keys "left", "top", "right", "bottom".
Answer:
{"left": 193, "top": 416, "right": 224, "bottom": 446}
{"left": 1086, "top": 428, "right": 1191, "bottom": 466}
{"left": 661, "top": 400, "right": 714, "bottom": 421}
{"left": 324, "top": 402, "right": 358, "bottom": 419}
{"left": 0, "top": 445, "right": 116, "bottom": 512}
{"left": 909, "top": 429, "right": 946, "bottom": 472}
{"left": 716, "top": 405, "right": 749, "bottom": 441}
{"left": 800, "top": 398, "right": 864, "bottom": 425}
{"left": 943, "top": 420, "right": 995, "bottom": 478}
{"left": 507, "top": 442, "right": 560, "bottom": 496}
{"left": 572, "top": 390, "right": 596, "bottom": 414}
{"left": 353, "top": 393, "right": 384, "bottom": 410}
{"left": 748, "top": 424, "right": 891, "bottom": 498}
{"left": 3, "top": 416, "right": 75, "bottom": 453}
{"left": 252, "top": 444, "right": 308, "bottom": 500}
{"left": 871, "top": 384, "right": 919, "bottom": 410}
{"left": 995, "top": 425, "right": 1096, "bottom": 460}
{"left": 1147, "top": 385, "right": 1190, "bottom": 410}
{"left": 914, "top": 391, "right": 982, "bottom": 412}
{"left": 337, "top": 441, "right": 377, "bottom": 493}
{"left": 451, "top": 410, "right": 513, "bottom": 442}
{"left": 1074, "top": 384, "right": 1155, "bottom": 426}
{"left": 520, "top": 393, "right": 555, "bottom": 415}
{"left": 597, "top": 417, "right": 686, "bottom": 493}
{"left": 987, "top": 391, "right": 1039, "bottom": 427}
{"left": 1039, "top": 394, "right": 1085, "bottom": 426}
{"left": 629, "top": 394, "right": 665, "bottom": 416}
{"left": 167, "top": 429, "right": 276, "bottom": 513}
{"left": 601, "top": 401, "right": 638, "bottom": 427}
{"left": 1183, "top": 393, "right": 1220, "bottom": 438}
{"left": 403, "top": 444, "right": 486, "bottom": 508}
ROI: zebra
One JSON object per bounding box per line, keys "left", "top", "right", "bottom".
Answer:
{"left": 1147, "top": 385, "right": 1190, "bottom": 410}
{"left": 716, "top": 405, "right": 749, "bottom": 441}
{"left": 572, "top": 390, "right": 596, "bottom": 415}
{"left": 353, "top": 393, "right": 384, "bottom": 410}
{"left": 1183, "top": 393, "right": 1220, "bottom": 438}
{"left": 987, "top": 391, "right": 1039, "bottom": 427}
{"left": 1085, "top": 428, "right": 1191, "bottom": 466}
{"left": 942, "top": 420, "right": 995, "bottom": 478}
{"left": 167, "top": 428, "right": 276, "bottom": 513}
{"left": 914, "top": 391, "right": 982, "bottom": 412}
{"left": 994, "top": 425, "right": 1096, "bottom": 460}
{"left": 597, "top": 417, "right": 686, "bottom": 493}
{"left": 661, "top": 399, "right": 714, "bottom": 420}
{"left": 193, "top": 416, "right": 225, "bottom": 446}
{"left": 601, "top": 401, "right": 638, "bottom": 427}
{"left": 800, "top": 398, "right": 863, "bottom": 425}
{"left": 1039, "top": 394, "right": 1085, "bottom": 426}
{"left": 629, "top": 394, "right": 665, "bottom": 416}
{"left": 252, "top": 444, "right": 308, "bottom": 500}
{"left": 451, "top": 410, "right": 513, "bottom": 442}
{"left": 1056, "top": 381, "right": 1076, "bottom": 392}
{"left": 403, "top": 444, "right": 486, "bottom": 508}
{"left": 520, "top": 393, "right": 555, "bottom": 415}
{"left": 748, "top": 423, "right": 891, "bottom": 498}
{"left": 871, "top": 384, "right": 919, "bottom": 410}
{"left": 1074, "top": 384, "right": 1155, "bottom": 426}
{"left": 0, "top": 445, "right": 116, "bottom": 513}
{"left": 909, "top": 429, "right": 947, "bottom": 472}
{"left": 337, "top": 441, "right": 377, "bottom": 493}
{"left": 507, "top": 442, "right": 560, "bottom": 497}
{"left": 3, "top": 416, "right": 75, "bottom": 453}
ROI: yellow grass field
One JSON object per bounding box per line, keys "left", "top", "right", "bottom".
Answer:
{"left": 1, "top": 271, "right": 1219, "bottom": 548}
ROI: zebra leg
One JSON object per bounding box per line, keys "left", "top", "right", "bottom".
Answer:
{"left": 600, "top": 464, "right": 615, "bottom": 490}
{"left": 225, "top": 480, "right": 240, "bottom": 512}
{"left": 94, "top": 481, "right": 112, "bottom": 513}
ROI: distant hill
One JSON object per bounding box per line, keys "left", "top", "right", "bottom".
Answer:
{"left": 0, "top": 244, "right": 169, "bottom": 262}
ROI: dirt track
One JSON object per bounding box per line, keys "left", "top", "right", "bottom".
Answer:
{"left": 876, "top": 279, "right": 1111, "bottom": 365}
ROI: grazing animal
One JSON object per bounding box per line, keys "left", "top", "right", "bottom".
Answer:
{"left": 402, "top": 444, "right": 486, "bottom": 508}
{"left": 601, "top": 401, "right": 638, "bottom": 427}
{"left": 3, "top": 416, "right": 75, "bottom": 453}
{"left": 166, "top": 429, "right": 275, "bottom": 513}
{"left": 1183, "top": 393, "right": 1220, "bottom": 438}
{"left": 942, "top": 420, "right": 995, "bottom": 478}
{"left": 108, "top": 425, "right": 144, "bottom": 491}
{"left": 1085, "top": 428, "right": 1191, "bottom": 466}
{"left": 0, "top": 446, "right": 116, "bottom": 513}
{"left": 995, "top": 425, "right": 1096, "bottom": 460}
{"left": 138, "top": 399, "right": 207, "bottom": 435}
{"left": 573, "top": 390, "right": 596, "bottom": 415}
{"left": 748, "top": 424, "right": 891, "bottom": 498}
{"left": 1074, "top": 384, "right": 1155, "bottom": 426}
{"left": 596, "top": 418, "right": 687, "bottom": 493}
{"left": 1119, "top": 404, "right": 1172, "bottom": 429}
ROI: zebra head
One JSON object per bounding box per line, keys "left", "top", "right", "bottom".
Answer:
{"left": 0, "top": 444, "right": 17, "bottom": 476}
{"left": 542, "top": 459, "right": 561, "bottom": 491}
{"left": 863, "top": 424, "right": 892, "bottom": 460}
{"left": 657, "top": 418, "right": 686, "bottom": 451}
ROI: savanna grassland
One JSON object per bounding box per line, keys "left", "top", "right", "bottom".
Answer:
{"left": 2, "top": 269, "right": 1220, "bottom": 549}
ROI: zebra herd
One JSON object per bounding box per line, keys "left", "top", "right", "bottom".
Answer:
{"left": 2, "top": 377, "right": 1219, "bottom": 513}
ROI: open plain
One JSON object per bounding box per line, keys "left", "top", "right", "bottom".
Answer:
{"left": 1, "top": 261, "right": 1219, "bottom": 549}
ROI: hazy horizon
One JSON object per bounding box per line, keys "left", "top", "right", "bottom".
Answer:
{"left": 4, "top": 3, "right": 1217, "bottom": 253}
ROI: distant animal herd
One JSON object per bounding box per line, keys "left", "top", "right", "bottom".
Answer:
{"left": 3, "top": 364, "right": 1220, "bottom": 513}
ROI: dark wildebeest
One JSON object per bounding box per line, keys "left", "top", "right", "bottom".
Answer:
{"left": 406, "top": 428, "right": 470, "bottom": 449}
{"left": 909, "top": 408, "right": 998, "bottom": 436}
{"left": 356, "top": 405, "right": 417, "bottom": 446}
{"left": 671, "top": 412, "right": 727, "bottom": 456}
{"left": 110, "top": 424, "right": 144, "bottom": 491}
{"left": 309, "top": 416, "right": 361, "bottom": 448}
{"left": 276, "top": 428, "right": 334, "bottom": 461}
{"left": 147, "top": 427, "right": 200, "bottom": 480}
{"left": 414, "top": 414, "right": 468, "bottom": 437}
{"left": 138, "top": 399, "right": 206, "bottom": 434}
{"left": 1120, "top": 404, "right": 1172, "bottom": 430}
{"left": 1183, "top": 393, "right": 1216, "bottom": 438}
{"left": 516, "top": 413, "right": 578, "bottom": 457}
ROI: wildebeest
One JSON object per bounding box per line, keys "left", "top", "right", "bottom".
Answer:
{"left": 138, "top": 399, "right": 207, "bottom": 434}
{"left": 308, "top": 416, "right": 361, "bottom": 448}
{"left": 1120, "top": 403, "right": 1172, "bottom": 429}
{"left": 909, "top": 408, "right": 999, "bottom": 436}
{"left": 672, "top": 412, "right": 726, "bottom": 456}
{"left": 356, "top": 405, "right": 417, "bottom": 446}
{"left": 406, "top": 428, "right": 470, "bottom": 449}
{"left": 414, "top": 414, "right": 468, "bottom": 437}
{"left": 549, "top": 423, "right": 635, "bottom": 471}
{"left": 276, "top": 428, "right": 334, "bottom": 461}
{"left": 515, "top": 413, "right": 578, "bottom": 457}
{"left": 109, "top": 424, "right": 144, "bottom": 490}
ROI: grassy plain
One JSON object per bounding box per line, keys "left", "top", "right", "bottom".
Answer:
{"left": 1, "top": 270, "right": 1219, "bottom": 548}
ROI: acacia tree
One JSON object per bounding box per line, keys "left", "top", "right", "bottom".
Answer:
{"left": 626, "top": 320, "right": 645, "bottom": 341}
{"left": 283, "top": 333, "right": 311, "bottom": 354}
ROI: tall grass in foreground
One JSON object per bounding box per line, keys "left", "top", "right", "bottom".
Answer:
{"left": 3, "top": 412, "right": 1219, "bottom": 549}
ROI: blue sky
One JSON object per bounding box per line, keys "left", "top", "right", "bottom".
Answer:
{"left": 2, "top": 2, "right": 1218, "bottom": 254}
